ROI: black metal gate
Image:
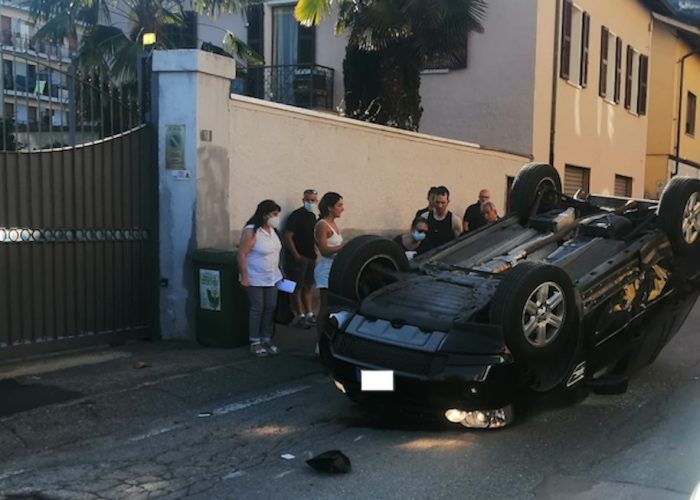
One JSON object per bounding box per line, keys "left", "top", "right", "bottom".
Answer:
{"left": 0, "top": 126, "right": 157, "bottom": 359}
{"left": 0, "top": 50, "right": 157, "bottom": 359}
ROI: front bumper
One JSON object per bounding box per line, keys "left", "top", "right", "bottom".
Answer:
{"left": 321, "top": 329, "right": 519, "bottom": 422}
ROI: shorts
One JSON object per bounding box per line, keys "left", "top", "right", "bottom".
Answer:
{"left": 285, "top": 256, "right": 316, "bottom": 287}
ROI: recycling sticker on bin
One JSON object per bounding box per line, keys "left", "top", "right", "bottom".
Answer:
{"left": 199, "top": 269, "right": 221, "bottom": 311}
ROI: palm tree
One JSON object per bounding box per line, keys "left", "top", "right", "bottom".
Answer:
{"left": 26, "top": 0, "right": 260, "bottom": 84}
{"left": 295, "top": 0, "right": 487, "bottom": 131}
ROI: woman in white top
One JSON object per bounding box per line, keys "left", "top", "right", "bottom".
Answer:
{"left": 314, "top": 192, "right": 344, "bottom": 341}
{"left": 238, "top": 199, "right": 283, "bottom": 357}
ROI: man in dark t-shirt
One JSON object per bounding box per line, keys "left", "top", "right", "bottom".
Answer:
{"left": 284, "top": 189, "right": 319, "bottom": 328}
{"left": 463, "top": 189, "right": 490, "bottom": 232}
{"left": 421, "top": 186, "right": 462, "bottom": 248}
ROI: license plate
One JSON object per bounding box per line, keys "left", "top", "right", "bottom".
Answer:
{"left": 360, "top": 370, "right": 394, "bottom": 391}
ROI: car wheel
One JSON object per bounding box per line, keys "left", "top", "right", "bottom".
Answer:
{"left": 657, "top": 176, "right": 700, "bottom": 256}
{"left": 510, "top": 163, "right": 562, "bottom": 224}
{"left": 329, "top": 235, "right": 410, "bottom": 302}
{"left": 490, "top": 261, "right": 579, "bottom": 392}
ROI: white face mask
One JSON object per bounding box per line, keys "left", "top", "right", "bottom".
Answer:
{"left": 267, "top": 216, "right": 280, "bottom": 228}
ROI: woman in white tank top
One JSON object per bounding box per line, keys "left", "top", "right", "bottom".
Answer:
{"left": 238, "top": 200, "right": 283, "bottom": 357}
{"left": 314, "top": 192, "right": 345, "bottom": 343}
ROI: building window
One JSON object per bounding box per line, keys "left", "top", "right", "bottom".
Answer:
{"left": 1, "top": 15, "right": 11, "bottom": 45}
{"left": 2, "top": 59, "right": 13, "bottom": 90}
{"left": 624, "top": 46, "right": 648, "bottom": 115}
{"left": 560, "top": 0, "right": 590, "bottom": 87}
{"left": 686, "top": 91, "right": 696, "bottom": 136}
{"left": 614, "top": 175, "right": 633, "bottom": 197}
{"left": 599, "top": 27, "right": 621, "bottom": 103}
{"left": 564, "top": 165, "right": 591, "bottom": 195}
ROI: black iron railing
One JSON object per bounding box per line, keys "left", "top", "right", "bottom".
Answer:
{"left": 1, "top": 51, "right": 139, "bottom": 151}
{"left": 245, "top": 64, "right": 334, "bottom": 110}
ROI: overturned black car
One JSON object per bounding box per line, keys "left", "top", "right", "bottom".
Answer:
{"left": 321, "top": 163, "right": 700, "bottom": 428}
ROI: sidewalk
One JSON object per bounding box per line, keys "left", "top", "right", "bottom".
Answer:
{"left": 0, "top": 323, "right": 323, "bottom": 462}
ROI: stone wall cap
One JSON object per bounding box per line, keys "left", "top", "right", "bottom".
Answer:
{"left": 152, "top": 49, "right": 236, "bottom": 80}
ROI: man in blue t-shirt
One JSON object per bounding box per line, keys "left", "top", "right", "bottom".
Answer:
{"left": 284, "top": 189, "right": 319, "bottom": 328}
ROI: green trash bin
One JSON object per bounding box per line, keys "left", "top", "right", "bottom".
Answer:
{"left": 188, "top": 248, "right": 249, "bottom": 348}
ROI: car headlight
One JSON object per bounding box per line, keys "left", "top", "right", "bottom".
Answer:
{"left": 444, "top": 405, "right": 514, "bottom": 429}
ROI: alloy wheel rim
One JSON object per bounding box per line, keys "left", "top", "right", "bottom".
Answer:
{"left": 521, "top": 281, "right": 565, "bottom": 347}
{"left": 681, "top": 192, "right": 700, "bottom": 244}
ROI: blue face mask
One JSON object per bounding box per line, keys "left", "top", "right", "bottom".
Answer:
{"left": 304, "top": 203, "right": 318, "bottom": 213}
{"left": 412, "top": 231, "right": 427, "bottom": 242}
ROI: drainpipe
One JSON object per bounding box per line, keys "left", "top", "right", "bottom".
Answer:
{"left": 549, "top": 0, "right": 562, "bottom": 167}
{"left": 674, "top": 49, "right": 700, "bottom": 177}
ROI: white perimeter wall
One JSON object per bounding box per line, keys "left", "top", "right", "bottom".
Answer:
{"left": 197, "top": 94, "right": 530, "bottom": 249}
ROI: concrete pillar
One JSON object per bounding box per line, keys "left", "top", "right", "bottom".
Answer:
{"left": 152, "top": 50, "right": 235, "bottom": 339}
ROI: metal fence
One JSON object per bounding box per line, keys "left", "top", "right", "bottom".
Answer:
{"left": 246, "top": 64, "right": 335, "bottom": 110}
{"left": 1, "top": 49, "right": 139, "bottom": 151}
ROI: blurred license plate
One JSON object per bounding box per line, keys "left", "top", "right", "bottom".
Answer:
{"left": 359, "top": 370, "right": 394, "bottom": 391}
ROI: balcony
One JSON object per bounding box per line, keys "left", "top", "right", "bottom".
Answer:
{"left": 0, "top": 30, "right": 75, "bottom": 61}
{"left": 243, "top": 64, "right": 335, "bottom": 110}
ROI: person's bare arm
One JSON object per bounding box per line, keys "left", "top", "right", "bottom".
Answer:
{"left": 237, "top": 228, "right": 256, "bottom": 287}
{"left": 284, "top": 230, "right": 302, "bottom": 262}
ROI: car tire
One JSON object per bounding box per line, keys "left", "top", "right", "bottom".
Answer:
{"left": 490, "top": 261, "right": 579, "bottom": 392}
{"left": 510, "top": 163, "right": 562, "bottom": 224}
{"left": 329, "top": 235, "right": 410, "bottom": 302}
{"left": 657, "top": 176, "right": 700, "bottom": 256}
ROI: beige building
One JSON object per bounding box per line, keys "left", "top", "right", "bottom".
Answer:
{"left": 644, "top": 10, "right": 700, "bottom": 199}
{"left": 197, "top": 0, "right": 700, "bottom": 200}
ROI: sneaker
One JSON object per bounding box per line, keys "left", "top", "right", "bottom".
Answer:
{"left": 294, "top": 316, "right": 311, "bottom": 330}
{"left": 306, "top": 314, "right": 317, "bottom": 326}
{"left": 263, "top": 342, "right": 280, "bottom": 355}
{"left": 250, "top": 343, "right": 268, "bottom": 357}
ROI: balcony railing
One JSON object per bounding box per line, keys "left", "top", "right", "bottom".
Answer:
{"left": 244, "top": 64, "right": 335, "bottom": 110}
{"left": 0, "top": 30, "right": 75, "bottom": 60}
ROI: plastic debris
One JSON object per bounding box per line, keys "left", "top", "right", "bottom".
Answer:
{"left": 280, "top": 453, "right": 296, "bottom": 460}
{"left": 306, "top": 450, "right": 351, "bottom": 474}
{"left": 133, "top": 361, "right": 150, "bottom": 369}
{"left": 197, "top": 412, "right": 212, "bottom": 418}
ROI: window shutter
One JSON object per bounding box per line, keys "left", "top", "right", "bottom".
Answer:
{"left": 560, "top": 0, "right": 572, "bottom": 80}
{"left": 246, "top": 4, "right": 264, "bottom": 61}
{"left": 581, "top": 12, "right": 590, "bottom": 87}
{"left": 614, "top": 37, "right": 622, "bottom": 103}
{"left": 599, "top": 27, "right": 609, "bottom": 97}
{"left": 638, "top": 54, "right": 648, "bottom": 115}
{"left": 624, "top": 45, "right": 633, "bottom": 110}
{"left": 564, "top": 165, "right": 590, "bottom": 196}
{"left": 297, "top": 24, "right": 316, "bottom": 65}
{"left": 614, "top": 175, "right": 633, "bottom": 197}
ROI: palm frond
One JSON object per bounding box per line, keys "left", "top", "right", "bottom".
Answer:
{"left": 191, "top": 0, "right": 251, "bottom": 17}
{"left": 294, "top": 0, "right": 331, "bottom": 27}
{"left": 31, "top": 12, "right": 74, "bottom": 43}
{"left": 77, "top": 24, "right": 131, "bottom": 75}
{"left": 223, "top": 30, "right": 264, "bottom": 66}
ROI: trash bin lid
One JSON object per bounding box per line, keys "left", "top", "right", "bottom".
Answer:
{"left": 187, "top": 248, "right": 237, "bottom": 265}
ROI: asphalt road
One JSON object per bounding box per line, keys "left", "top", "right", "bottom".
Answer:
{"left": 1, "top": 303, "right": 699, "bottom": 500}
